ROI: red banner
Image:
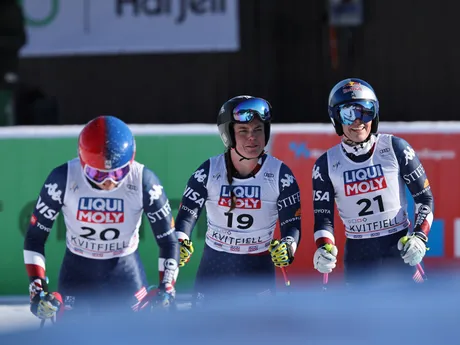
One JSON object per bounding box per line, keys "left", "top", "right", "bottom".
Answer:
{"left": 271, "top": 130, "right": 458, "bottom": 283}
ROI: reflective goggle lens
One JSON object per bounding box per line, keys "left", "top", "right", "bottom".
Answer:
{"left": 336, "top": 100, "right": 376, "bottom": 125}
{"left": 232, "top": 98, "right": 272, "bottom": 123}
{"left": 84, "top": 164, "right": 131, "bottom": 184}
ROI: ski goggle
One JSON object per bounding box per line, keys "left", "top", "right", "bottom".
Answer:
{"left": 335, "top": 100, "right": 377, "bottom": 125}
{"left": 232, "top": 98, "right": 272, "bottom": 123}
{"left": 84, "top": 163, "right": 131, "bottom": 184}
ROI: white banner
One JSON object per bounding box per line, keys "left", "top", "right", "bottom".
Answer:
{"left": 19, "top": 0, "right": 240, "bottom": 57}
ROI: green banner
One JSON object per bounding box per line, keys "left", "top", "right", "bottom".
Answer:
{"left": 0, "top": 134, "right": 224, "bottom": 295}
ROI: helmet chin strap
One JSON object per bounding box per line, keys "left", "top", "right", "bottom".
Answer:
{"left": 234, "top": 147, "right": 265, "bottom": 161}
{"left": 342, "top": 132, "right": 372, "bottom": 146}
{"left": 342, "top": 133, "right": 376, "bottom": 156}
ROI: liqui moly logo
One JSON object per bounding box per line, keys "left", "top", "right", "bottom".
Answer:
{"left": 218, "top": 185, "right": 261, "bottom": 209}
{"left": 343, "top": 164, "right": 387, "bottom": 196}
{"left": 77, "top": 197, "right": 124, "bottom": 223}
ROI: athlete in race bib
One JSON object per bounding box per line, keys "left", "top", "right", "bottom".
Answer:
{"left": 312, "top": 79, "right": 434, "bottom": 284}
{"left": 24, "top": 116, "right": 179, "bottom": 320}
{"left": 175, "top": 96, "right": 301, "bottom": 301}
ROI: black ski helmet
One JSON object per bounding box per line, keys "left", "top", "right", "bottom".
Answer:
{"left": 328, "top": 78, "right": 379, "bottom": 136}
{"left": 217, "top": 95, "right": 272, "bottom": 149}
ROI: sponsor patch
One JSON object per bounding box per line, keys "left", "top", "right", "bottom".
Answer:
{"left": 77, "top": 197, "right": 124, "bottom": 224}
{"left": 343, "top": 164, "right": 387, "bottom": 196}
{"left": 218, "top": 185, "right": 261, "bottom": 209}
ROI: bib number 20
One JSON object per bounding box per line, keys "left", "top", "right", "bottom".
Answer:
{"left": 81, "top": 226, "right": 120, "bottom": 241}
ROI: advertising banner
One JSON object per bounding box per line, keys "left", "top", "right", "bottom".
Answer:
{"left": 270, "top": 125, "right": 457, "bottom": 283}
{"left": 0, "top": 131, "right": 224, "bottom": 294}
{"left": 19, "top": 0, "right": 240, "bottom": 57}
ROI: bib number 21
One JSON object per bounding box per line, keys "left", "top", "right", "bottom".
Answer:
{"left": 357, "top": 195, "right": 384, "bottom": 216}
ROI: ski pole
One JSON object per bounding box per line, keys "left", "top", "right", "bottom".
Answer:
{"left": 322, "top": 273, "right": 329, "bottom": 291}
{"left": 281, "top": 267, "right": 290, "bottom": 286}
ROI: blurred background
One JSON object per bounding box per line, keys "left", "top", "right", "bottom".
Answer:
{"left": 3, "top": 0, "right": 459, "bottom": 125}
{"left": 1, "top": 0, "right": 459, "bottom": 305}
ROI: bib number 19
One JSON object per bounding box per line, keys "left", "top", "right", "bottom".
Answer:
{"left": 225, "top": 213, "right": 254, "bottom": 229}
